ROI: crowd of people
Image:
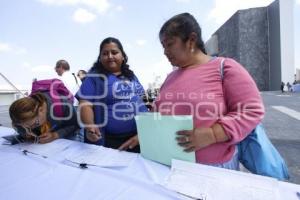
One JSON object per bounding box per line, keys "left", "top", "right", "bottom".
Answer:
{"left": 9, "top": 12, "right": 267, "bottom": 171}
{"left": 281, "top": 81, "right": 300, "bottom": 93}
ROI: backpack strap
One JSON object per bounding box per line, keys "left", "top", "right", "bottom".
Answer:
{"left": 219, "top": 58, "right": 228, "bottom": 110}
{"left": 53, "top": 95, "right": 65, "bottom": 117}
{"left": 42, "top": 92, "right": 64, "bottom": 118}
{"left": 220, "top": 58, "right": 225, "bottom": 81}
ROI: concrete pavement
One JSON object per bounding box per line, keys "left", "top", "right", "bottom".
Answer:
{"left": 261, "top": 91, "right": 300, "bottom": 184}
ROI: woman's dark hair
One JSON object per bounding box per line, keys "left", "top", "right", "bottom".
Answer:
{"left": 77, "top": 70, "right": 87, "bottom": 75}
{"left": 90, "top": 37, "right": 134, "bottom": 80}
{"left": 159, "top": 13, "right": 206, "bottom": 54}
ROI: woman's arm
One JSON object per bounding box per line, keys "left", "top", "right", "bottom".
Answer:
{"left": 79, "top": 100, "right": 101, "bottom": 142}
{"left": 40, "top": 104, "right": 79, "bottom": 143}
{"left": 75, "top": 76, "right": 103, "bottom": 142}
{"left": 217, "top": 58, "right": 265, "bottom": 144}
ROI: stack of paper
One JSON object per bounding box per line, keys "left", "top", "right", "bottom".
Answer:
{"left": 164, "top": 159, "right": 280, "bottom": 200}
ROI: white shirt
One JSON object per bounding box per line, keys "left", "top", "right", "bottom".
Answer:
{"left": 59, "top": 71, "right": 81, "bottom": 106}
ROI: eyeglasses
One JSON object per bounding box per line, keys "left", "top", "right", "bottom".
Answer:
{"left": 21, "top": 116, "right": 40, "bottom": 137}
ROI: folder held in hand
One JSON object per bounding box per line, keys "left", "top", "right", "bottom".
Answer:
{"left": 135, "top": 113, "right": 195, "bottom": 166}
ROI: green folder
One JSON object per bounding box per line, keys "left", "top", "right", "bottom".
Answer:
{"left": 135, "top": 113, "right": 195, "bottom": 166}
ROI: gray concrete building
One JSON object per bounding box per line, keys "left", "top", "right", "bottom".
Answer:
{"left": 205, "top": 0, "right": 294, "bottom": 91}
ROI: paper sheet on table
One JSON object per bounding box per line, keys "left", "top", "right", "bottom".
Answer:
{"left": 13, "top": 139, "right": 74, "bottom": 157}
{"left": 135, "top": 113, "right": 195, "bottom": 166}
{"left": 163, "top": 159, "right": 280, "bottom": 200}
{"left": 65, "top": 142, "right": 138, "bottom": 167}
{"left": 0, "top": 127, "right": 16, "bottom": 138}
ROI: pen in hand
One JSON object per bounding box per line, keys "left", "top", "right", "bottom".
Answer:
{"left": 86, "top": 130, "right": 99, "bottom": 136}
{"left": 85, "top": 129, "right": 101, "bottom": 142}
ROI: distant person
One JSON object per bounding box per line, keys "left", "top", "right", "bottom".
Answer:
{"left": 76, "top": 37, "right": 148, "bottom": 152}
{"left": 154, "top": 13, "right": 264, "bottom": 170}
{"left": 280, "top": 82, "right": 285, "bottom": 93}
{"left": 286, "top": 82, "right": 291, "bottom": 92}
{"left": 77, "top": 70, "right": 87, "bottom": 82}
{"left": 9, "top": 92, "right": 79, "bottom": 144}
{"left": 293, "top": 80, "right": 297, "bottom": 85}
{"left": 142, "top": 91, "right": 153, "bottom": 111}
{"left": 55, "top": 59, "right": 80, "bottom": 105}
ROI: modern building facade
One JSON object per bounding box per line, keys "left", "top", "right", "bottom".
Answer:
{"left": 205, "top": 0, "right": 294, "bottom": 91}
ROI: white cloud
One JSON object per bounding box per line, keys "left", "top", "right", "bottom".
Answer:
{"left": 37, "top": 0, "right": 110, "bottom": 14}
{"left": 136, "top": 39, "right": 147, "bottom": 46}
{"left": 79, "top": 0, "right": 110, "bottom": 14}
{"left": 31, "top": 65, "right": 54, "bottom": 73}
{"left": 0, "top": 42, "right": 27, "bottom": 54}
{"left": 134, "top": 57, "right": 172, "bottom": 88}
{"left": 208, "top": 0, "right": 274, "bottom": 24}
{"left": 25, "top": 64, "right": 57, "bottom": 80}
{"left": 73, "top": 8, "right": 96, "bottom": 23}
{"left": 297, "top": 0, "right": 300, "bottom": 5}
{"left": 0, "top": 42, "right": 12, "bottom": 52}
{"left": 21, "top": 62, "right": 31, "bottom": 69}
{"left": 123, "top": 42, "right": 133, "bottom": 50}
{"left": 15, "top": 47, "right": 27, "bottom": 55}
{"left": 37, "top": 0, "right": 79, "bottom": 6}
{"left": 116, "top": 5, "right": 123, "bottom": 11}
{"left": 176, "top": 0, "right": 191, "bottom": 3}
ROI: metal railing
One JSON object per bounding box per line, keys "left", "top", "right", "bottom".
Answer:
{"left": 0, "top": 72, "right": 26, "bottom": 97}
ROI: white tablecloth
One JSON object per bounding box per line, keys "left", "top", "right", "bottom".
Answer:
{"left": 0, "top": 126, "right": 299, "bottom": 200}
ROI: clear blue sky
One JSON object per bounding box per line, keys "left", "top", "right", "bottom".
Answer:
{"left": 0, "top": 0, "right": 299, "bottom": 90}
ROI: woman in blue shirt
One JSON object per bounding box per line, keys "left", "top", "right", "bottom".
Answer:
{"left": 76, "top": 37, "right": 147, "bottom": 153}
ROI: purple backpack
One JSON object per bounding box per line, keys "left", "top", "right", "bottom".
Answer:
{"left": 30, "top": 79, "right": 74, "bottom": 117}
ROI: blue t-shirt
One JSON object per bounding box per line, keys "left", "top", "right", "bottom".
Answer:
{"left": 76, "top": 73, "right": 148, "bottom": 137}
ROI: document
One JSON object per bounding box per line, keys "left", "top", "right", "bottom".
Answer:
{"left": 163, "top": 159, "right": 280, "bottom": 200}
{"left": 65, "top": 142, "right": 138, "bottom": 167}
{"left": 13, "top": 139, "right": 74, "bottom": 157}
{"left": 135, "top": 113, "right": 195, "bottom": 166}
{"left": 0, "top": 127, "right": 16, "bottom": 138}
